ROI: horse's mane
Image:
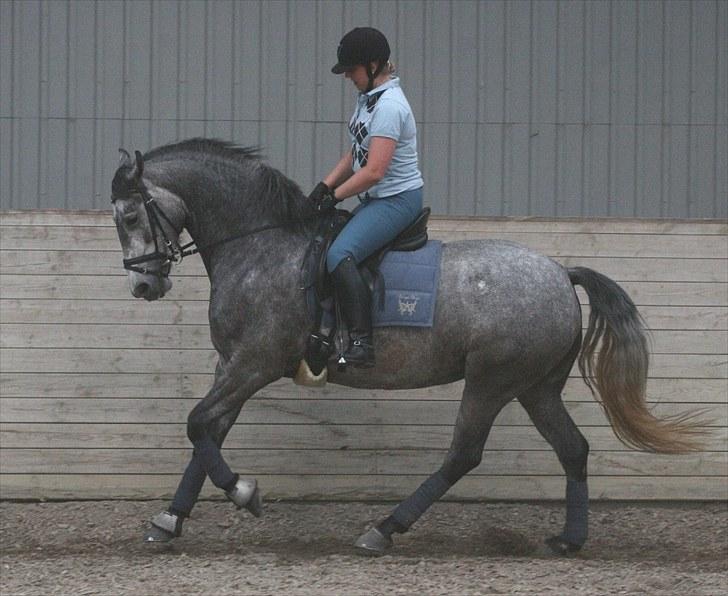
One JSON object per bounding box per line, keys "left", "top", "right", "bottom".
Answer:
{"left": 140, "top": 138, "right": 314, "bottom": 234}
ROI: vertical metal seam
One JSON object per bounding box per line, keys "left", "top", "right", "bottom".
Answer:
{"left": 659, "top": 0, "right": 667, "bottom": 217}
{"left": 258, "top": 0, "right": 263, "bottom": 148}
{"left": 287, "top": 0, "right": 292, "bottom": 174}
{"left": 175, "top": 0, "right": 182, "bottom": 139}
{"left": 500, "top": 0, "right": 507, "bottom": 216}
{"left": 712, "top": 0, "right": 720, "bottom": 217}
{"left": 64, "top": 0, "right": 72, "bottom": 208}
{"left": 311, "top": 0, "right": 319, "bottom": 183}
{"left": 8, "top": 0, "right": 15, "bottom": 207}
{"left": 91, "top": 0, "right": 99, "bottom": 206}
{"left": 446, "top": 3, "right": 453, "bottom": 213}
{"left": 526, "top": 0, "right": 533, "bottom": 215}
{"left": 633, "top": 0, "right": 639, "bottom": 216}
{"left": 473, "top": 0, "right": 481, "bottom": 215}
{"left": 203, "top": 1, "right": 209, "bottom": 137}
{"left": 148, "top": 0, "right": 154, "bottom": 147}
{"left": 231, "top": 1, "right": 237, "bottom": 140}
{"left": 553, "top": 0, "right": 560, "bottom": 216}
{"left": 606, "top": 0, "right": 612, "bottom": 216}
{"left": 120, "top": 0, "right": 127, "bottom": 148}
{"left": 36, "top": 0, "right": 44, "bottom": 208}
{"left": 580, "top": 0, "right": 587, "bottom": 217}
{"left": 686, "top": 0, "right": 693, "bottom": 217}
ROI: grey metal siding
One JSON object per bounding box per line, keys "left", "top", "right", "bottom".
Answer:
{"left": 1, "top": 0, "right": 726, "bottom": 217}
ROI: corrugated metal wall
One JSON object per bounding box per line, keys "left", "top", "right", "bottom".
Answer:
{"left": 1, "top": 0, "right": 726, "bottom": 217}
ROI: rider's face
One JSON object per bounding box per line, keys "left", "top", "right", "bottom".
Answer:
{"left": 344, "top": 64, "right": 371, "bottom": 92}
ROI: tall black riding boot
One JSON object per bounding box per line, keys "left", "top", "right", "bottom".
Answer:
{"left": 332, "top": 256, "right": 375, "bottom": 368}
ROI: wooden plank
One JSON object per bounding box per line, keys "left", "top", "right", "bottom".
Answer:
{"left": 0, "top": 474, "right": 725, "bottom": 501}
{"left": 3, "top": 250, "right": 725, "bottom": 282}
{"left": 1, "top": 348, "right": 724, "bottom": 378}
{"left": 2, "top": 275, "right": 724, "bottom": 306}
{"left": 3, "top": 224, "right": 726, "bottom": 259}
{"left": 2, "top": 448, "right": 724, "bottom": 477}
{"left": 1, "top": 374, "right": 725, "bottom": 404}
{"left": 3, "top": 210, "right": 725, "bottom": 234}
{"left": 2, "top": 324, "right": 724, "bottom": 354}
{"left": 3, "top": 423, "right": 725, "bottom": 452}
{"left": 1, "top": 397, "right": 721, "bottom": 427}
{"left": 2, "top": 299, "right": 725, "bottom": 330}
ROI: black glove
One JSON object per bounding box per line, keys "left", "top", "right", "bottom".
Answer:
{"left": 308, "top": 181, "right": 338, "bottom": 213}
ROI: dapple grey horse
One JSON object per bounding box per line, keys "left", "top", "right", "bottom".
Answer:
{"left": 111, "top": 139, "right": 703, "bottom": 556}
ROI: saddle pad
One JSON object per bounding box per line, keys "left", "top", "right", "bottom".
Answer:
{"left": 372, "top": 240, "right": 442, "bottom": 328}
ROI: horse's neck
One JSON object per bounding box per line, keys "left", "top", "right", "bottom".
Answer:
{"left": 205, "top": 227, "right": 308, "bottom": 285}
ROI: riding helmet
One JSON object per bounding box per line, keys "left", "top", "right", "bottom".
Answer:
{"left": 331, "top": 27, "right": 391, "bottom": 74}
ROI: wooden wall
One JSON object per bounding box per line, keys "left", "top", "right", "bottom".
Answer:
{"left": 1, "top": 211, "right": 726, "bottom": 501}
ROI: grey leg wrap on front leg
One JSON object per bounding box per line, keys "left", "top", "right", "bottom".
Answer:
{"left": 562, "top": 479, "right": 589, "bottom": 545}
{"left": 193, "top": 436, "right": 237, "bottom": 490}
{"left": 391, "top": 471, "right": 452, "bottom": 529}
{"left": 170, "top": 455, "right": 207, "bottom": 517}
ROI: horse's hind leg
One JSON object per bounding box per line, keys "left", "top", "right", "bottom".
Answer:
{"left": 518, "top": 374, "right": 590, "bottom": 555}
{"left": 355, "top": 371, "right": 519, "bottom": 555}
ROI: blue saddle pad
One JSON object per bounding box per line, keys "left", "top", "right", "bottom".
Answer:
{"left": 372, "top": 240, "right": 442, "bottom": 327}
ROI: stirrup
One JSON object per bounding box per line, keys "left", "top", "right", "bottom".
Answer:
{"left": 225, "top": 477, "right": 263, "bottom": 517}
{"left": 342, "top": 338, "right": 375, "bottom": 368}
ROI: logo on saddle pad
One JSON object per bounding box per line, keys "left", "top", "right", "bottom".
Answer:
{"left": 397, "top": 293, "right": 420, "bottom": 316}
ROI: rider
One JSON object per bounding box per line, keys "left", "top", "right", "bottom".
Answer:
{"left": 308, "top": 27, "right": 424, "bottom": 368}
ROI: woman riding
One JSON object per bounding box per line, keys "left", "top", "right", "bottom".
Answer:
{"left": 308, "top": 27, "right": 425, "bottom": 368}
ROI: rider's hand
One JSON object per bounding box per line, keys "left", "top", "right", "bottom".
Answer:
{"left": 308, "top": 182, "right": 338, "bottom": 213}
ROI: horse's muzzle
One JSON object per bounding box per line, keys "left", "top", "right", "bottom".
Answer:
{"left": 129, "top": 272, "right": 172, "bottom": 301}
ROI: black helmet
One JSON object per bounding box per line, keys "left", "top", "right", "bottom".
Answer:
{"left": 332, "top": 27, "right": 390, "bottom": 91}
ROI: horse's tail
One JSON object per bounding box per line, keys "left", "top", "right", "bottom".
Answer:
{"left": 568, "top": 266, "right": 706, "bottom": 453}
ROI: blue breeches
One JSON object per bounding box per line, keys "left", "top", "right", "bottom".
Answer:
{"left": 326, "top": 186, "right": 424, "bottom": 272}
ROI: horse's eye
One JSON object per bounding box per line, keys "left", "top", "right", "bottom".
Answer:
{"left": 124, "top": 212, "right": 139, "bottom": 226}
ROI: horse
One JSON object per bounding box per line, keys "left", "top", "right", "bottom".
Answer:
{"left": 110, "top": 138, "right": 704, "bottom": 556}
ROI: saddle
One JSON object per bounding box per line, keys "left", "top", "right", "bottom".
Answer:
{"left": 298, "top": 207, "right": 431, "bottom": 383}
{"left": 303, "top": 206, "right": 431, "bottom": 309}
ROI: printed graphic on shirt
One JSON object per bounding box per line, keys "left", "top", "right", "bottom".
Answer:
{"left": 349, "top": 90, "right": 386, "bottom": 168}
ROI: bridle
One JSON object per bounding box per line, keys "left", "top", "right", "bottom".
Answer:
{"left": 111, "top": 181, "right": 193, "bottom": 278}
{"left": 112, "top": 178, "right": 319, "bottom": 279}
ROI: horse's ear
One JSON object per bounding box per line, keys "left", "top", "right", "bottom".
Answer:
{"left": 118, "top": 148, "right": 132, "bottom": 168}
{"left": 132, "top": 150, "right": 145, "bottom": 180}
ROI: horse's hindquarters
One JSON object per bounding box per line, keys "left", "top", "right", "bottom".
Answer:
{"left": 330, "top": 239, "right": 581, "bottom": 391}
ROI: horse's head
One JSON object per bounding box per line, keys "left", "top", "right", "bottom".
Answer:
{"left": 111, "top": 149, "right": 188, "bottom": 301}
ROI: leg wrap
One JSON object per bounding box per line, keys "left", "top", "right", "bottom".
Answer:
{"left": 562, "top": 479, "right": 589, "bottom": 545}
{"left": 391, "top": 471, "right": 452, "bottom": 530}
{"left": 170, "top": 454, "right": 207, "bottom": 517}
{"left": 193, "top": 436, "right": 236, "bottom": 490}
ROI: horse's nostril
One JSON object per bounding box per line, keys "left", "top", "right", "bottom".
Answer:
{"left": 136, "top": 282, "right": 150, "bottom": 296}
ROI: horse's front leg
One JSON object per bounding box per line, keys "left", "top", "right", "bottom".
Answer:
{"left": 144, "top": 362, "right": 275, "bottom": 543}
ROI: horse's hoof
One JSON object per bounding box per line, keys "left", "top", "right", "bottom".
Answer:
{"left": 354, "top": 528, "right": 392, "bottom": 556}
{"left": 226, "top": 478, "right": 263, "bottom": 518}
{"left": 144, "top": 510, "right": 182, "bottom": 543}
{"left": 544, "top": 535, "right": 582, "bottom": 556}
{"left": 144, "top": 525, "right": 176, "bottom": 543}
